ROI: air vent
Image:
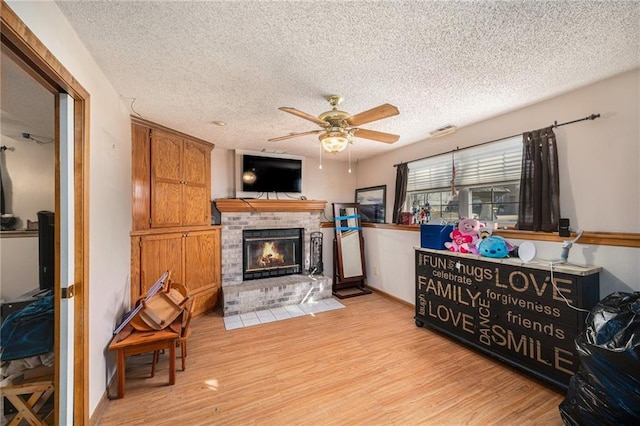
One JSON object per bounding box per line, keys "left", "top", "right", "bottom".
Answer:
{"left": 429, "top": 125, "right": 457, "bottom": 138}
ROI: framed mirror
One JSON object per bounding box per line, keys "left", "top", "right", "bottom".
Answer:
{"left": 332, "top": 203, "right": 371, "bottom": 298}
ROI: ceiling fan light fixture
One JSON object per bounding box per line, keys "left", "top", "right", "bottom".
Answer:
{"left": 319, "top": 131, "right": 350, "bottom": 153}
{"left": 242, "top": 170, "right": 257, "bottom": 184}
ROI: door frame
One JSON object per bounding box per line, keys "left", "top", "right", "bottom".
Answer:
{"left": 1, "top": 2, "right": 90, "bottom": 423}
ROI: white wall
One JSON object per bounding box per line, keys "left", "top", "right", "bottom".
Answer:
{"left": 212, "top": 147, "right": 357, "bottom": 221}
{"left": 0, "top": 134, "right": 55, "bottom": 226}
{"left": 361, "top": 68, "right": 640, "bottom": 233}
{"left": 0, "top": 236, "right": 39, "bottom": 300}
{"left": 0, "top": 133, "right": 55, "bottom": 299}
{"left": 358, "top": 69, "right": 640, "bottom": 303}
{"left": 8, "top": 0, "right": 133, "bottom": 417}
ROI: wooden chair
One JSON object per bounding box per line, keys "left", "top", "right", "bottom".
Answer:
{"left": 152, "top": 286, "right": 194, "bottom": 374}
{"left": 130, "top": 276, "right": 189, "bottom": 332}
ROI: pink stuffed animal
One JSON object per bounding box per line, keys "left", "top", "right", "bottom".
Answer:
{"left": 444, "top": 218, "right": 482, "bottom": 254}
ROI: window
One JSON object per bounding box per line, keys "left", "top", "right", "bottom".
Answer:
{"left": 469, "top": 183, "right": 520, "bottom": 223}
{"left": 405, "top": 137, "right": 521, "bottom": 226}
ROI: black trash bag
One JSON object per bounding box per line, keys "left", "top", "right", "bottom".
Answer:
{"left": 559, "top": 291, "right": 640, "bottom": 425}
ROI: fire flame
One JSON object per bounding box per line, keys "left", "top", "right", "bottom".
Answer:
{"left": 257, "top": 242, "right": 285, "bottom": 267}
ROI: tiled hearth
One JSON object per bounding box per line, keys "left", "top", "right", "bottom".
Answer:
{"left": 215, "top": 199, "right": 331, "bottom": 316}
{"left": 223, "top": 274, "right": 332, "bottom": 316}
{"left": 224, "top": 298, "right": 345, "bottom": 330}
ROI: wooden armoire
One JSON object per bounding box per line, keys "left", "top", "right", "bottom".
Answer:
{"left": 130, "top": 117, "right": 221, "bottom": 316}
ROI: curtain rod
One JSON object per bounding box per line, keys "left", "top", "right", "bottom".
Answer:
{"left": 393, "top": 113, "right": 600, "bottom": 167}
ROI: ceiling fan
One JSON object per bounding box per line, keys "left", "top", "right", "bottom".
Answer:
{"left": 268, "top": 95, "right": 400, "bottom": 153}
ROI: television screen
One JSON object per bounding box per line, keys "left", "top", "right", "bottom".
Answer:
{"left": 241, "top": 154, "right": 302, "bottom": 193}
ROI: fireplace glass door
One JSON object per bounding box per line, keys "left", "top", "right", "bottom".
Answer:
{"left": 243, "top": 228, "right": 303, "bottom": 280}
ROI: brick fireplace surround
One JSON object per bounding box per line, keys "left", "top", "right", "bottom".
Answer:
{"left": 215, "top": 199, "right": 332, "bottom": 316}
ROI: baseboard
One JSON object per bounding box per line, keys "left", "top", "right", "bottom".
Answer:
{"left": 367, "top": 286, "right": 414, "bottom": 310}
{"left": 89, "top": 374, "right": 115, "bottom": 425}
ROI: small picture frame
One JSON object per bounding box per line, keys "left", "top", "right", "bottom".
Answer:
{"left": 355, "top": 185, "right": 386, "bottom": 223}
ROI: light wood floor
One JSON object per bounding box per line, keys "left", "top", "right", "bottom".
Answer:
{"left": 97, "top": 292, "right": 565, "bottom": 425}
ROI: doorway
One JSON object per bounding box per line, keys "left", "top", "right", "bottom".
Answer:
{"left": 0, "top": 45, "right": 56, "bottom": 422}
{"left": 1, "top": 3, "right": 90, "bottom": 423}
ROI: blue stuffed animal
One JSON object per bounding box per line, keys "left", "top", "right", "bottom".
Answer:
{"left": 477, "top": 235, "right": 514, "bottom": 258}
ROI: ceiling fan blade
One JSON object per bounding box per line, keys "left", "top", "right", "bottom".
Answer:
{"left": 267, "top": 130, "right": 322, "bottom": 142}
{"left": 346, "top": 103, "right": 399, "bottom": 126}
{"left": 351, "top": 128, "right": 400, "bottom": 144}
{"left": 279, "top": 107, "right": 327, "bottom": 126}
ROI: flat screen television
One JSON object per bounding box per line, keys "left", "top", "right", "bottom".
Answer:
{"left": 241, "top": 154, "right": 302, "bottom": 193}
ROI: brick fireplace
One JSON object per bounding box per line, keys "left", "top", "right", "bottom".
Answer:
{"left": 215, "top": 199, "right": 331, "bottom": 316}
{"left": 243, "top": 228, "right": 303, "bottom": 280}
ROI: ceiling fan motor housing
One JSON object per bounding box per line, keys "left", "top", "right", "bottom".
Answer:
{"left": 318, "top": 109, "right": 350, "bottom": 126}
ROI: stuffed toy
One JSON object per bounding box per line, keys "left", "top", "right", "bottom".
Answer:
{"left": 444, "top": 218, "right": 482, "bottom": 254}
{"left": 477, "top": 235, "right": 514, "bottom": 258}
{"left": 478, "top": 227, "right": 493, "bottom": 241}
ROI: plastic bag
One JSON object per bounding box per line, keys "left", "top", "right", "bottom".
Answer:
{"left": 559, "top": 291, "right": 640, "bottom": 425}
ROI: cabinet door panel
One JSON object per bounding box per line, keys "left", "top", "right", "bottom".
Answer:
{"left": 183, "top": 140, "right": 210, "bottom": 185}
{"left": 182, "top": 185, "right": 209, "bottom": 226}
{"left": 191, "top": 287, "right": 219, "bottom": 317}
{"left": 140, "top": 233, "right": 183, "bottom": 294}
{"left": 152, "top": 181, "right": 182, "bottom": 227}
{"left": 184, "top": 230, "right": 218, "bottom": 294}
{"left": 151, "top": 131, "right": 184, "bottom": 227}
{"left": 152, "top": 131, "right": 182, "bottom": 181}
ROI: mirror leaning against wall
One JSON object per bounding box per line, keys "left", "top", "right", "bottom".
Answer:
{"left": 332, "top": 203, "right": 371, "bottom": 299}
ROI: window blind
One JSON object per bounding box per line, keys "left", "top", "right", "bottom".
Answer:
{"left": 406, "top": 137, "right": 522, "bottom": 192}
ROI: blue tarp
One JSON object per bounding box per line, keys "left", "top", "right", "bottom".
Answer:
{"left": 1, "top": 294, "right": 54, "bottom": 361}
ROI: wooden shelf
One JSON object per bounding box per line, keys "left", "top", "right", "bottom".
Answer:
{"left": 214, "top": 199, "right": 327, "bottom": 213}
{"left": 339, "top": 223, "right": 640, "bottom": 248}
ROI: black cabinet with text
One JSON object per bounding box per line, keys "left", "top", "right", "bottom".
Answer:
{"left": 414, "top": 248, "right": 601, "bottom": 390}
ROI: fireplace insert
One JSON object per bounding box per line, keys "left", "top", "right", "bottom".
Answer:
{"left": 243, "top": 228, "right": 303, "bottom": 280}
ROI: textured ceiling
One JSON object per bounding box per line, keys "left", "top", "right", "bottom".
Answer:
{"left": 52, "top": 0, "right": 639, "bottom": 161}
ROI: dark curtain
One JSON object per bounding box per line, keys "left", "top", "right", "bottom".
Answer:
{"left": 392, "top": 163, "right": 409, "bottom": 224}
{"left": 517, "top": 127, "right": 560, "bottom": 232}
